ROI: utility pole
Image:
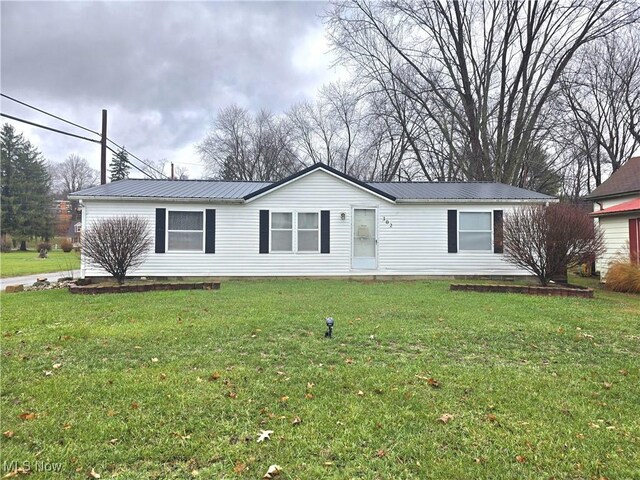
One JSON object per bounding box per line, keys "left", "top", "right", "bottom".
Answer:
{"left": 100, "top": 109, "right": 107, "bottom": 184}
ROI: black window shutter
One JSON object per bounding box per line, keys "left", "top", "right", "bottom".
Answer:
{"left": 259, "top": 210, "right": 269, "bottom": 254}
{"left": 320, "top": 210, "right": 330, "bottom": 254}
{"left": 447, "top": 209, "right": 457, "bottom": 253}
{"left": 155, "top": 208, "right": 166, "bottom": 253}
{"left": 205, "top": 209, "right": 216, "bottom": 253}
{"left": 493, "top": 210, "right": 504, "bottom": 254}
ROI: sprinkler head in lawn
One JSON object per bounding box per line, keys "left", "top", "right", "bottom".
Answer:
{"left": 325, "top": 317, "right": 334, "bottom": 338}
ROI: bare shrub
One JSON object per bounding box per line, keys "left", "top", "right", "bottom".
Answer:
{"left": 1, "top": 235, "right": 12, "bottom": 252}
{"left": 503, "top": 204, "right": 605, "bottom": 286}
{"left": 81, "top": 216, "right": 152, "bottom": 284}
{"left": 60, "top": 238, "right": 73, "bottom": 252}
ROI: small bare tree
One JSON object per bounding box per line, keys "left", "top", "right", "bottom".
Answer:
{"left": 503, "top": 204, "right": 605, "bottom": 286}
{"left": 82, "top": 216, "right": 152, "bottom": 284}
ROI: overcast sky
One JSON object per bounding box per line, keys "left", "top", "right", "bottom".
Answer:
{"left": 1, "top": 1, "right": 343, "bottom": 178}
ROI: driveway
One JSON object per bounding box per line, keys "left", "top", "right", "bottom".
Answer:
{"left": 1, "top": 270, "right": 81, "bottom": 289}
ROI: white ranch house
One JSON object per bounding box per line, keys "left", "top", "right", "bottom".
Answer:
{"left": 70, "top": 163, "right": 555, "bottom": 280}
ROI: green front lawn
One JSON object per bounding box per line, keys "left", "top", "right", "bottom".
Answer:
{"left": 1, "top": 280, "right": 638, "bottom": 479}
{"left": 0, "top": 251, "right": 80, "bottom": 278}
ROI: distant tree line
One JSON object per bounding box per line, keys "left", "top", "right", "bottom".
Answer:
{"left": 198, "top": 1, "right": 640, "bottom": 199}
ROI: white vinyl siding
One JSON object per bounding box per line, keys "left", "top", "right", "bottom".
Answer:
{"left": 596, "top": 214, "right": 636, "bottom": 280}
{"left": 81, "top": 169, "right": 542, "bottom": 278}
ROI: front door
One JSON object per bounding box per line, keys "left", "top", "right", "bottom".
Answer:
{"left": 352, "top": 208, "right": 377, "bottom": 269}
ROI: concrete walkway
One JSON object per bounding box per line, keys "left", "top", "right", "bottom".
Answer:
{"left": 1, "top": 270, "right": 81, "bottom": 289}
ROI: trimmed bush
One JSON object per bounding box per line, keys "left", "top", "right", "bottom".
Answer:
{"left": 605, "top": 261, "right": 640, "bottom": 293}
{"left": 60, "top": 239, "right": 73, "bottom": 252}
{"left": 37, "top": 241, "right": 52, "bottom": 252}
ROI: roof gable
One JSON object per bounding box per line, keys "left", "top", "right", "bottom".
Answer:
{"left": 242, "top": 163, "right": 397, "bottom": 203}
{"left": 585, "top": 156, "right": 640, "bottom": 200}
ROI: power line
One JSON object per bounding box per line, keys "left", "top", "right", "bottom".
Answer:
{"left": 1, "top": 93, "right": 169, "bottom": 179}
{"left": 105, "top": 145, "right": 154, "bottom": 179}
{"left": 0, "top": 112, "right": 101, "bottom": 144}
{"left": 1, "top": 93, "right": 101, "bottom": 136}
{"left": 106, "top": 138, "right": 168, "bottom": 179}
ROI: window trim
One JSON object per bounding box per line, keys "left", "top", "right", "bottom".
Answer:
{"left": 269, "top": 210, "right": 321, "bottom": 254}
{"left": 166, "top": 209, "right": 205, "bottom": 253}
{"left": 458, "top": 210, "right": 493, "bottom": 253}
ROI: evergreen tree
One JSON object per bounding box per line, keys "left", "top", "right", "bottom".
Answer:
{"left": 109, "top": 146, "right": 130, "bottom": 181}
{"left": 0, "top": 124, "right": 54, "bottom": 249}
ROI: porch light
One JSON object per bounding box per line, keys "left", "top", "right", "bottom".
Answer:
{"left": 325, "top": 317, "right": 334, "bottom": 338}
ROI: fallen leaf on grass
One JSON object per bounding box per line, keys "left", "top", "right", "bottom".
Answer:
{"left": 279, "top": 396, "right": 289, "bottom": 402}
{"left": 256, "top": 430, "right": 273, "bottom": 442}
{"left": 106, "top": 410, "right": 117, "bottom": 417}
{"left": 209, "top": 372, "right": 221, "bottom": 381}
{"left": 151, "top": 358, "right": 159, "bottom": 363}
{"left": 233, "top": 462, "right": 246, "bottom": 474}
{"left": 43, "top": 371, "right": 53, "bottom": 377}
{"left": 486, "top": 414, "right": 497, "bottom": 422}
{"left": 130, "top": 402, "right": 139, "bottom": 410}
{"left": 88, "top": 468, "right": 101, "bottom": 478}
{"left": 619, "top": 369, "right": 628, "bottom": 376}
{"left": 416, "top": 375, "right": 440, "bottom": 388}
{"left": 292, "top": 416, "right": 302, "bottom": 425}
{"left": 438, "top": 413, "right": 454, "bottom": 424}
{"left": 262, "top": 464, "right": 281, "bottom": 479}
{"left": 603, "top": 382, "right": 612, "bottom": 390}
{"left": 3, "top": 431, "right": 14, "bottom": 438}
{"left": 228, "top": 392, "right": 238, "bottom": 399}
{"left": 159, "top": 373, "right": 167, "bottom": 381}
{"left": 109, "top": 438, "right": 118, "bottom": 445}
{"left": 304, "top": 393, "right": 314, "bottom": 400}
{"left": 345, "top": 358, "right": 354, "bottom": 364}
{"left": 18, "top": 412, "right": 36, "bottom": 421}
{"left": 52, "top": 363, "right": 62, "bottom": 369}
{"left": 63, "top": 424, "right": 72, "bottom": 430}
{"left": 357, "top": 390, "right": 365, "bottom": 396}
{"left": 376, "top": 449, "right": 386, "bottom": 458}
{"left": 515, "top": 455, "right": 526, "bottom": 463}
{"left": 2, "top": 467, "right": 29, "bottom": 478}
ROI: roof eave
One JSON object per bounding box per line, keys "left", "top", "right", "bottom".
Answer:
{"left": 242, "top": 163, "right": 397, "bottom": 203}
{"left": 584, "top": 189, "right": 640, "bottom": 201}
{"left": 395, "top": 197, "right": 557, "bottom": 204}
{"left": 69, "top": 195, "right": 246, "bottom": 204}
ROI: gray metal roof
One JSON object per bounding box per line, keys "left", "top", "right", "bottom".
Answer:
{"left": 70, "top": 179, "right": 270, "bottom": 200}
{"left": 368, "top": 182, "right": 554, "bottom": 200}
{"left": 70, "top": 173, "right": 554, "bottom": 202}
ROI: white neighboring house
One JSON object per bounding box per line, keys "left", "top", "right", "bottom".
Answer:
{"left": 586, "top": 156, "right": 640, "bottom": 280}
{"left": 69, "top": 163, "right": 556, "bottom": 280}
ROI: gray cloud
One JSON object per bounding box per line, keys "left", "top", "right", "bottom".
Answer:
{"left": 1, "top": 1, "right": 339, "bottom": 176}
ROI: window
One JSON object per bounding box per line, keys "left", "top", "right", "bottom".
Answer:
{"left": 74, "top": 223, "right": 82, "bottom": 233}
{"left": 459, "top": 212, "right": 492, "bottom": 251}
{"left": 297, "top": 212, "right": 319, "bottom": 252}
{"left": 168, "top": 211, "right": 203, "bottom": 251}
{"left": 271, "top": 212, "right": 293, "bottom": 252}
